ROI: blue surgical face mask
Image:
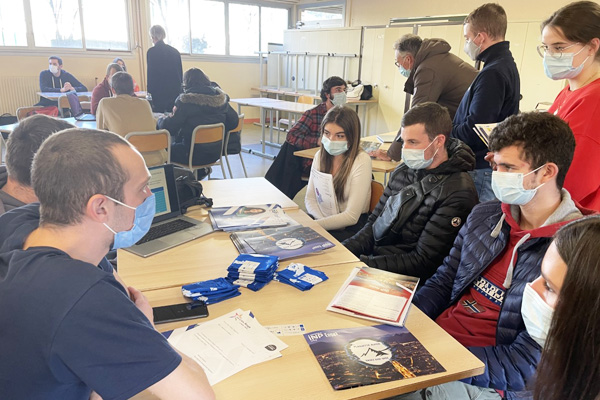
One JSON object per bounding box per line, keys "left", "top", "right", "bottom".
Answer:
{"left": 322, "top": 135, "right": 348, "bottom": 156}
{"left": 543, "top": 45, "right": 589, "bottom": 80}
{"left": 398, "top": 65, "right": 411, "bottom": 78}
{"left": 103, "top": 194, "right": 156, "bottom": 249}
{"left": 402, "top": 137, "right": 440, "bottom": 170}
{"left": 491, "top": 164, "right": 546, "bottom": 205}
{"left": 331, "top": 91, "right": 347, "bottom": 107}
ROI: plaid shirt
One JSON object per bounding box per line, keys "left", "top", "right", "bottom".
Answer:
{"left": 285, "top": 102, "right": 327, "bottom": 174}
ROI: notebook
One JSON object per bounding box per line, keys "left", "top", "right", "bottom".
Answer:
{"left": 66, "top": 92, "right": 95, "bottom": 121}
{"left": 124, "top": 164, "right": 213, "bottom": 257}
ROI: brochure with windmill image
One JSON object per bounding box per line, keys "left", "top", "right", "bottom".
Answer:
{"left": 230, "top": 225, "right": 335, "bottom": 260}
{"left": 304, "top": 324, "right": 445, "bottom": 390}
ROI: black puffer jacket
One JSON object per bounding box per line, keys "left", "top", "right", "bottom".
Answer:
{"left": 158, "top": 85, "right": 238, "bottom": 165}
{"left": 342, "top": 138, "right": 478, "bottom": 283}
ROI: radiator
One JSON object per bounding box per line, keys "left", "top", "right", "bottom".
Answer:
{"left": 0, "top": 76, "right": 97, "bottom": 116}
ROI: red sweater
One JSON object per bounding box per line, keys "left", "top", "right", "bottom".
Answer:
{"left": 548, "top": 79, "right": 600, "bottom": 211}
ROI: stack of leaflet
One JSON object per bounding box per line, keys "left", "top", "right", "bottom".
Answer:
{"left": 473, "top": 123, "right": 498, "bottom": 148}
{"left": 226, "top": 254, "right": 279, "bottom": 291}
{"left": 208, "top": 204, "right": 295, "bottom": 232}
{"left": 274, "top": 263, "right": 329, "bottom": 291}
{"left": 166, "top": 309, "right": 288, "bottom": 385}
{"left": 181, "top": 277, "right": 241, "bottom": 304}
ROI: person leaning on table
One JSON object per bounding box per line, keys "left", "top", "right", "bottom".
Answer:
{"left": 0, "top": 128, "right": 214, "bottom": 399}
{"left": 37, "top": 55, "right": 88, "bottom": 107}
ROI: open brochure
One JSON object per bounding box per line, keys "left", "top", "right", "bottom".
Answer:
{"left": 360, "top": 140, "right": 382, "bottom": 154}
{"left": 327, "top": 266, "right": 419, "bottom": 327}
{"left": 309, "top": 169, "right": 338, "bottom": 218}
{"left": 472, "top": 123, "right": 498, "bottom": 148}
{"left": 230, "top": 225, "right": 335, "bottom": 260}
{"left": 304, "top": 324, "right": 445, "bottom": 390}
{"left": 376, "top": 132, "right": 398, "bottom": 143}
{"left": 208, "top": 204, "right": 294, "bottom": 232}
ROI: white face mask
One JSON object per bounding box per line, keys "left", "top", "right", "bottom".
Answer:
{"left": 322, "top": 136, "right": 348, "bottom": 156}
{"left": 491, "top": 164, "right": 546, "bottom": 205}
{"left": 543, "top": 45, "right": 589, "bottom": 80}
{"left": 49, "top": 64, "right": 59, "bottom": 75}
{"left": 402, "top": 137, "right": 440, "bottom": 170}
{"left": 521, "top": 283, "right": 554, "bottom": 347}
{"left": 331, "top": 92, "right": 347, "bottom": 107}
{"left": 464, "top": 34, "right": 482, "bottom": 61}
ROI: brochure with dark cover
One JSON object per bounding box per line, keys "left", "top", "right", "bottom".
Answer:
{"left": 230, "top": 225, "right": 334, "bottom": 260}
{"left": 304, "top": 325, "right": 445, "bottom": 390}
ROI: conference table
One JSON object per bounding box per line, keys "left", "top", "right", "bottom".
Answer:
{"left": 119, "top": 177, "right": 484, "bottom": 399}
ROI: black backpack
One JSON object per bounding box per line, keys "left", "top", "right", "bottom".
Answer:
{"left": 173, "top": 167, "right": 213, "bottom": 213}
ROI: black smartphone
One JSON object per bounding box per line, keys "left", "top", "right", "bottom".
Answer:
{"left": 152, "top": 301, "right": 209, "bottom": 324}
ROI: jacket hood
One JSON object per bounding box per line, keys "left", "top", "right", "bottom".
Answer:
{"left": 0, "top": 203, "right": 40, "bottom": 254}
{"left": 414, "top": 38, "right": 451, "bottom": 67}
{"left": 427, "top": 137, "right": 476, "bottom": 175}
{"left": 177, "top": 86, "right": 229, "bottom": 108}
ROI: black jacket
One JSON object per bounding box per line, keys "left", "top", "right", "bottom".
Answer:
{"left": 146, "top": 40, "right": 183, "bottom": 112}
{"left": 342, "top": 138, "right": 478, "bottom": 283}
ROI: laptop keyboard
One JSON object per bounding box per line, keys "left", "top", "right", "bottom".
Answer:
{"left": 136, "top": 219, "right": 196, "bottom": 245}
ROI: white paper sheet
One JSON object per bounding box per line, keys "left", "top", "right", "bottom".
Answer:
{"left": 310, "top": 169, "right": 338, "bottom": 217}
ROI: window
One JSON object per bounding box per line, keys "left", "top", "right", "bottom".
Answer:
{"left": 0, "top": 2, "right": 28, "bottom": 46}
{"left": 5, "top": 0, "right": 129, "bottom": 50}
{"left": 298, "top": 2, "right": 344, "bottom": 29}
{"left": 150, "top": 0, "right": 290, "bottom": 57}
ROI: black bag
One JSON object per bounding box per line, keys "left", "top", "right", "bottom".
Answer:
{"left": 173, "top": 166, "right": 213, "bottom": 213}
{"left": 0, "top": 114, "right": 17, "bottom": 125}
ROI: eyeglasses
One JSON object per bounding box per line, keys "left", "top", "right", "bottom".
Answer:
{"left": 536, "top": 42, "right": 580, "bottom": 59}
{"left": 394, "top": 55, "right": 409, "bottom": 67}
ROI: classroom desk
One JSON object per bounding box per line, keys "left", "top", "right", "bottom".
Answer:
{"left": 232, "top": 97, "right": 315, "bottom": 159}
{"left": 118, "top": 208, "right": 358, "bottom": 291}
{"left": 202, "top": 177, "right": 299, "bottom": 210}
{"left": 0, "top": 117, "right": 96, "bottom": 133}
{"left": 37, "top": 91, "right": 147, "bottom": 100}
{"left": 132, "top": 262, "right": 484, "bottom": 400}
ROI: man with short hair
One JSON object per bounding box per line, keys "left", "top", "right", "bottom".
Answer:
{"left": 0, "top": 128, "right": 214, "bottom": 399}
{"left": 38, "top": 55, "right": 88, "bottom": 106}
{"left": 343, "top": 102, "right": 478, "bottom": 283}
{"left": 407, "top": 112, "right": 593, "bottom": 399}
{"left": 90, "top": 62, "right": 123, "bottom": 115}
{"left": 452, "top": 3, "right": 520, "bottom": 202}
{"left": 97, "top": 71, "right": 167, "bottom": 166}
{"left": 147, "top": 25, "right": 183, "bottom": 113}
{"left": 265, "top": 76, "right": 347, "bottom": 198}
{"left": 385, "top": 34, "right": 478, "bottom": 161}
{"left": 0, "top": 114, "right": 73, "bottom": 215}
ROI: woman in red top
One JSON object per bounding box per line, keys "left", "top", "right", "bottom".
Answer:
{"left": 541, "top": 1, "right": 600, "bottom": 210}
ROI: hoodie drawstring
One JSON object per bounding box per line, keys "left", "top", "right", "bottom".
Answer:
{"left": 503, "top": 233, "right": 531, "bottom": 288}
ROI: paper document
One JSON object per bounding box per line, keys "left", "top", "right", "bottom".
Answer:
{"left": 473, "top": 123, "right": 498, "bottom": 148}
{"left": 168, "top": 309, "right": 288, "bottom": 385}
{"left": 310, "top": 169, "right": 338, "bottom": 217}
{"left": 376, "top": 132, "right": 398, "bottom": 143}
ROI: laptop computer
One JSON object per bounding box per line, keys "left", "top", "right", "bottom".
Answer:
{"left": 124, "top": 164, "right": 213, "bottom": 257}
{"left": 66, "top": 92, "right": 96, "bottom": 121}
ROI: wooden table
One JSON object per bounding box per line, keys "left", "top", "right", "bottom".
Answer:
{"left": 118, "top": 208, "right": 358, "bottom": 291}
{"left": 37, "top": 91, "right": 147, "bottom": 100}
{"left": 0, "top": 117, "right": 96, "bottom": 134}
{"left": 202, "top": 177, "right": 299, "bottom": 210}
{"left": 132, "top": 262, "right": 484, "bottom": 400}
{"left": 232, "top": 97, "right": 316, "bottom": 159}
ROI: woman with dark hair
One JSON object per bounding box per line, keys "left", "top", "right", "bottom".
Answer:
{"left": 111, "top": 57, "right": 140, "bottom": 92}
{"left": 520, "top": 215, "right": 600, "bottom": 400}
{"left": 158, "top": 67, "right": 238, "bottom": 176}
{"left": 541, "top": 1, "right": 600, "bottom": 210}
{"left": 305, "top": 106, "right": 372, "bottom": 241}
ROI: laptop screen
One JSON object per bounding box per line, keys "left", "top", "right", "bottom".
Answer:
{"left": 148, "top": 164, "right": 181, "bottom": 222}
{"left": 66, "top": 92, "right": 83, "bottom": 117}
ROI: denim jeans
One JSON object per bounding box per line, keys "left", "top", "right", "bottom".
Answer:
{"left": 395, "top": 381, "right": 502, "bottom": 400}
{"left": 469, "top": 168, "right": 495, "bottom": 202}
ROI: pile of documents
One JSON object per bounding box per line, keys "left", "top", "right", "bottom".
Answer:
{"left": 226, "top": 254, "right": 279, "bottom": 291}
{"left": 208, "top": 204, "right": 294, "bottom": 232}
{"left": 274, "top": 263, "right": 329, "bottom": 291}
{"left": 181, "top": 277, "right": 241, "bottom": 304}
{"left": 165, "top": 309, "right": 288, "bottom": 385}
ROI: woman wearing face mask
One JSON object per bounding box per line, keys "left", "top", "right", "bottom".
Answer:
{"left": 541, "top": 1, "right": 600, "bottom": 211}
{"left": 520, "top": 215, "right": 600, "bottom": 400}
{"left": 304, "top": 106, "right": 372, "bottom": 241}
{"left": 112, "top": 57, "right": 140, "bottom": 92}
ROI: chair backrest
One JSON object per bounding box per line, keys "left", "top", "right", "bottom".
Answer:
{"left": 298, "top": 95, "right": 314, "bottom": 105}
{"left": 125, "top": 129, "right": 171, "bottom": 163}
{"left": 192, "top": 123, "right": 224, "bottom": 144}
{"left": 370, "top": 180, "right": 384, "bottom": 212}
{"left": 16, "top": 106, "right": 43, "bottom": 121}
{"left": 224, "top": 114, "right": 244, "bottom": 156}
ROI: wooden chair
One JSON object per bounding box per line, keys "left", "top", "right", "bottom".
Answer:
{"left": 370, "top": 180, "right": 385, "bottom": 212}
{"left": 171, "top": 123, "right": 226, "bottom": 180}
{"left": 125, "top": 130, "right": 171, "bottom": 165}
{"left": 223, "top": 114, "right": 248, "bottom": 178}
{"left": 16, "top": 106, "right": 44, "bottom": 121}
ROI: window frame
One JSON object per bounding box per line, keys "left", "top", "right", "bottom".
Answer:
{"left": 297, "top": 0, "right": 345, "bottom": 29}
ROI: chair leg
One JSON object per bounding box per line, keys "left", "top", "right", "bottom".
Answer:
{"left": 225, "top": 154, "right": 233, "bottom": 179}
{"left": 219, "top": 162, "right": 227, "bottom": 180}
{"left": 238, "top": 153, "right": 248, "bottom": 178}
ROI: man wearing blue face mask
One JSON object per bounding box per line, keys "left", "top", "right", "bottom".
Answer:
{"left": 451, "top": 3, "right": 520, "bottom": 203}
{"left": 0, "top": 129, "right": 214, "bottom": 399}
{"left": 409, "top": 112, "right": 594, "bottom": 400}
{"left": 343, "top": 102, "right": 478, "bottom": 283}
